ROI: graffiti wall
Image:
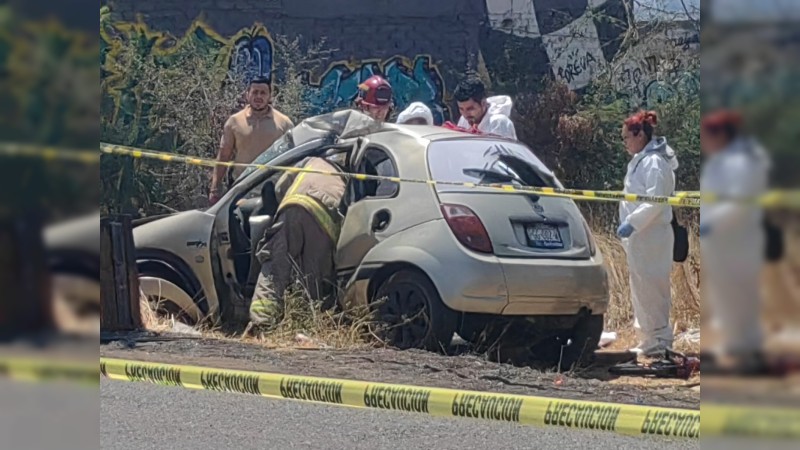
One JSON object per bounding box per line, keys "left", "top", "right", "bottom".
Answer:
{"left": 305, "top": 56, "right": 447, "bottom": 123}
{"left": 101, "top": 15, "right": 451, "bottom": 124}
{"left": 611, "top": 25, "right": 700, "bottom": 107}
{"left": 482, "top": 0, "right": 629, "bottom": 90}
{"left": 101, "top": 18, "right": 274, "bottom": 118}
{"left": 102, "top": 0, "right": 697, "bottom": 128}
{"left": 481, "top": 0, "right": 697, "bottom": 106}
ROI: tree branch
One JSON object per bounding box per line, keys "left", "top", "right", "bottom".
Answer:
{"left": 680, "top": 0, "right": 700, "bottom": 30}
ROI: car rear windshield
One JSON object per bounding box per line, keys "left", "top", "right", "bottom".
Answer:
{"left": 426, "top": 139, "right": 561, "bottom": 191}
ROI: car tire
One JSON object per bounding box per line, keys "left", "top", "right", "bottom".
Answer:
{"left": 372, "top": 270, "right": 457, "bottom": 352}
{"left": 138, "top": 275, "right": 203, "bottom": 326}
{"left": 559, "top": 314, "right": 604, "bottom": 371}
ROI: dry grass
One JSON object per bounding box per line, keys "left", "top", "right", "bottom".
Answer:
{"left": 240, "top": 287, "right": 374, "bottom": 349}
{"left": 597, "top": 230, "right": 701, "bottom": 335}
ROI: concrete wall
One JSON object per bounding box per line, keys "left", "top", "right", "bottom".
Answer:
{"left": 102, "top": 0, "right": 696, "bottom": 123}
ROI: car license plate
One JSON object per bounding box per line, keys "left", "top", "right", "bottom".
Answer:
{"left": 526, "top": 223, "right": 564, "bottom": 249}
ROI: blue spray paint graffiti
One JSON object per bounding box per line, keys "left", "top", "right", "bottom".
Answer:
{"left": 306, "top": 55, "right": 449, "bottom": 124}
{"left": 644, "top": 72, "right": 699, "bottom": 108}
{"left": 232, "top": 35, "right": 272, "bottom": 81}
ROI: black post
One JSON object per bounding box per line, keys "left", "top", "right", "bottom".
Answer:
{"left": 100, "top": 215, "right": 142, "bottom": 331}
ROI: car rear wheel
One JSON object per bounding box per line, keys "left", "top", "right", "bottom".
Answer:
{"left": 372, "top": 270, "right": 456, "bottom": 352}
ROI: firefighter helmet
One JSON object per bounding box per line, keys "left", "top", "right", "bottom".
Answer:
{"left": 355, "top": 75, "right": 393, "bottom": 107}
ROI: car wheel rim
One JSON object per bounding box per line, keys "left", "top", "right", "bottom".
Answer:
{"left": 380, "top": 282, "right": 429, "bottom": 349}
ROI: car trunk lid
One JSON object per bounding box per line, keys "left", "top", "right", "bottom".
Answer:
{"left": 437, "top": 190, "right": 592, "bottom": 259}
{"left": 427, "top": 139, "right": 593, "bottom": 260}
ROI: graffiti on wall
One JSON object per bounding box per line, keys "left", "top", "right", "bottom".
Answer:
{"left": 484, "top": 0, "right": 616, "bottom": 90}
{"left": 482, "top": 0, "right": 698, "bottom": 106}
{"left": 305, "top": 55, "right": 449, "bottom": 123}
{"left": 101, "top": 19, "right": 450, "bottom": 126}
{"left": 542, "top": 13, "right": 607, "bottom": 90}
{"left": 101, "top": 19, "right": 274, "bottom": 116}
{"left": 612, "top": 27, "right": 700, "bottom": 107}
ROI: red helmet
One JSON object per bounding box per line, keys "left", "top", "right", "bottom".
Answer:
{"left": 356, "top": 75, "right": 393, "bottom": 107}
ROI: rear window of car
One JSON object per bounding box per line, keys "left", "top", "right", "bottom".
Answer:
{"left": 426, "top": 139, "right": 561, "bottom": 191}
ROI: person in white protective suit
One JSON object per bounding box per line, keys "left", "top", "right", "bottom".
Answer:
{"left": 617, "top": 110, "right": 679, "bottom": 357}
{"left": 397, "top": 101, "right": 434, "bottom": 125}
{"left": 453, "top": 77, "right": 517, "bottom": 140}
{"left": 700, "top": 109, "right": 770, "bottom": 370}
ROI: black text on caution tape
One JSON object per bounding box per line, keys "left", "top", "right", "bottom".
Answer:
{"left": 124, "top": 364, "right": 182, "bottom": 387}
{"left": 30, "top": 366, "right": 99, "bottom": 383}
{"left": 640, "top": 410, "right": 700, "bottom": 438}
{"left": 718, "top": 410, "right": 799, "bottom": 439}
{"left": 544, "top": 401, "right": 621, "bottom": 431}
{"left": 451, "top": 393, "right": 524, "bottom": 422}
{"left": 363, "top": 385, "right": 431, "bottom": 413}
{"left": 200, "top": 371, "right": 261, "bottom": 395}
{"left": 279, "top": 377, "right": 344, "bottom": 404}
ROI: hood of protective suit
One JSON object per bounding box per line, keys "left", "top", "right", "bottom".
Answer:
{"left": 397, "top": 102, "right": 434, "bottom": 125}
{"left": 485, "top": 95, "right": 513, "bottom": 118}
{"left": 727, "top": 136, "right": 771, "bottom": 171}
{"left": 642, "top": 136, "right": 679, "bottom": 171}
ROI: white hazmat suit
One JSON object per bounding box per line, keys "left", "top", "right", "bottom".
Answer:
{"left": 457, "top": 95, "right": 517, "bottom": 140}
{"left": 397, "top": 102, "right": 434, "bottom": 125}
{"left": 619, "top": 136, "right": 679, "bottom": 355}
{"left": 701, "top": 137, "right": 770, "bottom": 356}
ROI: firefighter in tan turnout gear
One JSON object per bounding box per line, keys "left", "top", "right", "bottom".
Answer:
{"left": 248, "top": 156, "right": 346, "bottom": 329}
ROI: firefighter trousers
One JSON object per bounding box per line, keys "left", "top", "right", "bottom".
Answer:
{"left": 249, "top": 205, "right": 337, "bottom": 326}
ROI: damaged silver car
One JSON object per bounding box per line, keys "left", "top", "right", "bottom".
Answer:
{"left": 130, "top": 110, "right": 609, "bottom": 367}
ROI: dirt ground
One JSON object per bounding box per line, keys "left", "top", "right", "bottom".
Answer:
{"left": 100, "top": 334, "right": 700, "bottom": 410}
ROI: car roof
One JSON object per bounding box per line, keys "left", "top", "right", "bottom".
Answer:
{"left": 366, "top": 124, "right": 518, "bottom": 150}
{"left": 378, "top": 123, "right": 516, "bottom": 142}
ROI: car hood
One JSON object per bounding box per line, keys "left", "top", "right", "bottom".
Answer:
{"left": 133, "top": 209, "right": 216, "bottom": 249}
{"left": 44, "top": 213, "right": 101, "bottom": 256}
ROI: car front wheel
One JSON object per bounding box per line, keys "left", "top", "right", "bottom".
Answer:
{"left": 372, "top": 270, "right": 456, "bottom": 352}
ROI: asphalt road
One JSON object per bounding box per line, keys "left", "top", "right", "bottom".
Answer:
{"left": 0, "top": 378, "right": 97, "bottom": 450}
{"left": 101, "top": 379, "right": 699, "bottom": 450}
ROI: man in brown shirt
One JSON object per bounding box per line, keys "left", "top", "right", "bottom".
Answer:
{"left": 209, "top": 76, "right": 294, "bottom": 205}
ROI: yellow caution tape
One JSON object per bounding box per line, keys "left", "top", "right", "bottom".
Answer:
{"left": 0, "top": 357, "right": 99, "bottom": 385}
{"left": 8, "top": 141, "right": 799, "bottom": 209}
{"left": 0, "top": 142, "right": 99, "bottom": 164}
{"left": 98, "top": 143, "right": 700, "bottom": 208}
{"left": 100, "top": 357, "right": 701, "bottom": 439}
{"left": 702, "top": 403, "right": 800, "bottom": 439}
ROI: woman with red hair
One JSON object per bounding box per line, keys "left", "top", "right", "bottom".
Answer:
{"left": 700, "top": 109, "right": 771, "bottom": 371}
{"left": 618, "top": 110, "right": 679, "bottom": 357}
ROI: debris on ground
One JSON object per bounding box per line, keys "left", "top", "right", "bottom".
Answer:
{"left": 674, "top": 328, "right": 700, "bottom": 347}
{"left": 171, "top": 321, "right": 202, "bottom": 337}
{"left": 609, "top": 349, "right": 700, "bottom": 379}
{"left": 599, "top": 331, "right": 617, "bottom": 348}
{"left": 294, "top": 332, "right": 330, "bottom": 349}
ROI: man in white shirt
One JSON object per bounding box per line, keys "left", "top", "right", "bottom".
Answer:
{"left": 454, "top": 77, "right": 517, "bottom": 140}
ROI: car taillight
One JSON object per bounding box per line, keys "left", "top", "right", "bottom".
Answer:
{"left": 581, "top": 216, "right": 597, "bottom": 256}
{"left": 441, "top": 204, "right": 493, "bottom": 254}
